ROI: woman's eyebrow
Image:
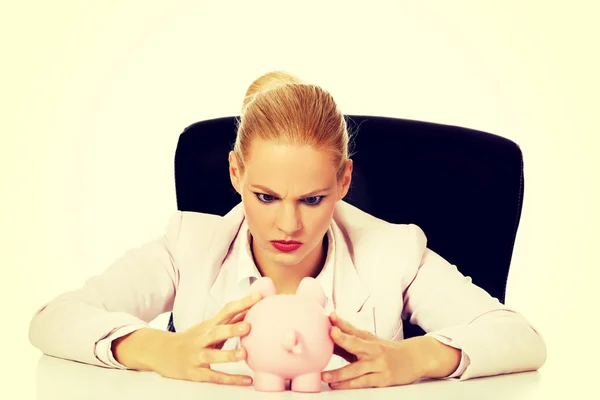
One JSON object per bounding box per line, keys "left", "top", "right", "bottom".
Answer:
{"left": 250, "top": 185, "right": 332, "bottom": 198}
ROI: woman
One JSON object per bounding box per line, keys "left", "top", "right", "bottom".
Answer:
{"left": 29, "top": 71, "right": 546, "bottom": 390}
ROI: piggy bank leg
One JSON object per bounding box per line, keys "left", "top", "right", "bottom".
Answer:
{"left": 253, "top": 372, "right": 286, "bottom": 392}
{"left": 291, "top": 372, "right": 322, "bottom": 392}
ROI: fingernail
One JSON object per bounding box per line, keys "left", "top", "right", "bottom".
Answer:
{"left": 236, "top": 349, "right": 245, "bottom": 358}
{"left": 243, "top": 377, "right": 252, "bottom": 384}
{"left": 238, "top": 323, "right": 248, "bottom": 332}
{"left": 251, "top": 292, "right": 261, "bottom": 300}
{"left": 322, "top": 373, "right": 331, "bottom": 382}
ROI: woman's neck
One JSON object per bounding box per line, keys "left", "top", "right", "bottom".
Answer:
{"left": 251, "top": 234, "right": 328, "bottom": 294}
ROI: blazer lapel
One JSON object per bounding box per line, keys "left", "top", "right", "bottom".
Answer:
{"left": 201, "top": 203, "right": 247, "bottom": 316}
{"left": 332, "top": 201, "right": 408, "bottom": 340}
{"left": 330, "top": 219, "right": 375, "bottom": 335}
{"left": 174, "top": 203, "right": 245, "bottom": 326}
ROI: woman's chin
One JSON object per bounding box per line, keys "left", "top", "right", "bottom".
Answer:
{"left": 269, "top": 250, "right": 303, "bottom": 265}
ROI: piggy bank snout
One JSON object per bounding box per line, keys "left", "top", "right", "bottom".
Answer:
{"left": 281, "top": 329, "right": 304, "bottom": 354}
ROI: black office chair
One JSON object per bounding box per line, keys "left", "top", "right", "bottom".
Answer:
{"left": 167, "top": 115, "right": 524, "bottom": 339}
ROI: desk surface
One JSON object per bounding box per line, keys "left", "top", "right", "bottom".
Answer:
{"left": 4, "top": 315, "right": 593, "bottom": 400}
{"left": 31, "top": 354, "right": 567, "bottom": 400}
{"left": 8, "top": 302, "right": 596, "bottom": 400}
{"left": 8, "top": 300, "right": 596, "bottom": 400}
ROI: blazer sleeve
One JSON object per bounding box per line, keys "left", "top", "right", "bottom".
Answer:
{"left": 28, "top": 211, "right": 183, "bottom": 369}
{"left": 401, "top": 225, "right": 547, "bottom": 380}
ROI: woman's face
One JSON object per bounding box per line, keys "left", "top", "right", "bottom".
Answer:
{"left": 229, "top": 139, "right": 352, "bottom": 269}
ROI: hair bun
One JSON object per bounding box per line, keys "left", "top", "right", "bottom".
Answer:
{"left": 242, "top": 71, "right": 305, "bottom": 112}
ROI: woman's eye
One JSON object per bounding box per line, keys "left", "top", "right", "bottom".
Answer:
{"left": 256, "top": 193, "right": 276, "bottom": 203}
{"left": 303, "top": 196, "right": 325, "bottom": 206}
{"left": 255, "top": 193, "right": 324, "bottom": 205}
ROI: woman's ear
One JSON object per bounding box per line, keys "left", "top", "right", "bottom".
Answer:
{"left": 229, "top": 151, "right": 242, "bottom": 194}
{"left": 296, "top": 277, "right": 326, "bottom": 307}
{"left": 337, "top": 159, "right": 353, "bottom": 200}
{"left": 249, "top": 277, "right": 277, "bottom": 297}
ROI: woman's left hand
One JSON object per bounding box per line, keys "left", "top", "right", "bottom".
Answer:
{"left": 321, "top": 312, "right": 459, "bottom": 389}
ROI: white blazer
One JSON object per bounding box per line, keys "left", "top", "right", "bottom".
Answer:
{"left": 28, "top": 201, "right": 546, "bottom": 381}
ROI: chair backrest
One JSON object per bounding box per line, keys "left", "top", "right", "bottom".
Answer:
{"left": 170, "top": 115, "right": 524, "bottom": 338}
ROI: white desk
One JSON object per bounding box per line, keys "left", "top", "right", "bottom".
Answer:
{"left": 9, "top": 303, "right": 594, "bottom": 400}
{"left": 34, "top": 355, "right": 548, "bottom": 400}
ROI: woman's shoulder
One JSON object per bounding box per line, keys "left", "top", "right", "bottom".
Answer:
{"left": 334, "top": 200, "right": 427, "bottom": 246}
{"left": 179, "top": 209, "right": 224, "bottom": 227}
{"left": 166, "top": 203, "right": 245, "bottom": 250}
{"left": 174, "top": 209, "right": 233, "bottom": 240}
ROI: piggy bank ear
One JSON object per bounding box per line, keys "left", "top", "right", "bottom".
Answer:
{"left": 249, "top": 276, "right": 277, "bottom": 298}
{"left": 295, "top": 277, "right": 326, "bottom": 307}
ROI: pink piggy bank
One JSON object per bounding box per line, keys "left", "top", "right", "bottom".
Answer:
{"left": 240, "top": 276, "right": 334, "bottom": 392}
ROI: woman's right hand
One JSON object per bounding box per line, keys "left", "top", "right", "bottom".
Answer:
{"left": 114, "top": 291, "right": 262, "bottom": 385}
{"left": 155, "top": 291, "right": 263, "bottom": 385}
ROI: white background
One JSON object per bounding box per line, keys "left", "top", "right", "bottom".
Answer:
{"left": 2, "top": 1, "right": 599, "bottom": 398}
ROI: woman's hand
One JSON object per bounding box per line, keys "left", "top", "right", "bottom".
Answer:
{"left": 147, "top": 292, "right": 262, "bottom": 385}
{"left": 321, "top": 312, "right": 461, "bottom": 389}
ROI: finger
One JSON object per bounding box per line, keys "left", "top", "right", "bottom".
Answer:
{"left": 322, "top": 360, "right": 374, "bottom": 384}
{"left": 195, "top": 347, "right": 247, "bottom": 366}
{"left": 330, "top": 326, "right": 372, "bottom": 356}
{"left": 191, "top": 368, "right": 253, "bottom": 386}
{"left": 211, "top": 293, "right": 262, "bottom": 326}
{"left": 330, "top": 312, "right": 376, "bottom": 341}
{"left": 210, "top": 311, "right": 248, "bottom": 346}
{"left": 229, "top": 310, "right": 248, "bottom": 324}
{"left": 329, "top": 373, "right": 381, "bottom": 390}
{"left": 198, "top": 321, "right": 251, "bottom": 348}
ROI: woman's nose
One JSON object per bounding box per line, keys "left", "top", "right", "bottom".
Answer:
{"left": 276, "top": 204, "right": 302, "bottom": 236}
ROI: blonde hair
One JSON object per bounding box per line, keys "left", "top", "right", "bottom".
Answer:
{"left": 234, "top": 71, "right": 352, "bottom": 181}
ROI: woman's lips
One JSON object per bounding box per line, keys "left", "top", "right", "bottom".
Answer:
{"left": 271, "top": 241, "right": 302, "bottom": 252}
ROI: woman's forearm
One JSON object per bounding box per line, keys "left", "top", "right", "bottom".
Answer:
{"left": 111, "top": 328, "right": 173, "bottom": 371}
